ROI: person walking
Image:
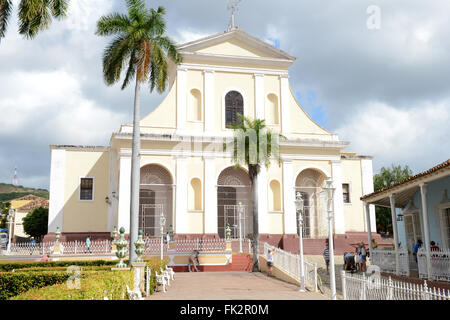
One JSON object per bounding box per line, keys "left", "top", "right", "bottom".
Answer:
{"left": 29, "top": 237, "right": 36, "bottom": 255}
{"left": 145, "top": 233, "right": 151, "bottom": 248}
{"left": 165, "top": 232, "right": 171, "bottom": 244}
{"left": 85, "top": 236, "right": 92, "bottom": 254}
{"left": 359, "top": 242, "right": 367, "bottom": 272}
{"left": 323, "top": 242, "right": 330, "bottom": 273}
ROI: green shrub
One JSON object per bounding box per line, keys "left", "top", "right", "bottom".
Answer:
{"left": 0, "top": 260, "right": 121, "bottom": 272}
{"left": 12, "top": 270, "right": 134, "bottom": 300}
{"left": 0, "top": 271, "right": 70, "bottom": 300}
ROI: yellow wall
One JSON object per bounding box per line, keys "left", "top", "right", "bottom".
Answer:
{"left": 341, "top": 159, "right": 366, "bottom": 232}
{"left": 63, "top": 151, "right": 110, "bottom": 233}
{"left": 288, "top": 88, "right": 330, "bottom": 136}
{"left": 186, "top": 158, "right": 205, "bottom": 234}
{"left": 214, "top": 71, "right": 255, "bottom": 131}
{"left": 140, "top": 78, "right": 177, "bottom": 128}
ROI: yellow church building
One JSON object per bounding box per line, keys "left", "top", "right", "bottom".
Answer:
{"left": 45, "top": 28, "right": 378, "bottom": 253}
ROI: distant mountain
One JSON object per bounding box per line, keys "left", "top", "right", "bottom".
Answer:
{"left": 0, "top": 183, "right": 49, "bottom": 202}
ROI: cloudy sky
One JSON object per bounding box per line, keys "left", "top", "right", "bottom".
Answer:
{"left": 0, "top": 0, "right": 449, "bottom": 189}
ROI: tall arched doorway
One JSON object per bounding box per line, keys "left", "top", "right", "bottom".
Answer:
{"left": 217, "top": 167, "right": 252, "bottom": 239}
{"left": 139, "top": 164, "right": 173, "bottom": 238}
{"left": 295, "top": 169, "right": 327, "bottom": 238}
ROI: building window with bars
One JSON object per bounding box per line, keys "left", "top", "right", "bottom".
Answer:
{"left": 79, "top": 177, "right": 94, "bottom": 201}
{"left": 343, "top": 183, "right": 350, "bottom": 203}
{"left": 225, "top": 90, "right": 244, "bottom": 128}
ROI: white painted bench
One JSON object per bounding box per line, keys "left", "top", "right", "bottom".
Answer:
{"left": 126, "top": 285, "right": 143, "bottom": 300}
{"left": 160, "top": 267, "right": 174, "bottom": 285}
{"left": 165, "top": 266, "right": 175, "bottom": 281}
{"left": 155, "top": 271, "right": 167, "bottom": 293}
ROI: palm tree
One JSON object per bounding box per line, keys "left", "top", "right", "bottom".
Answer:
{"left": 0, "top": 0, "right": 69, "bottom": 39}
{"left": 96, "top": 0, "right": 180, "bottom": 262}
{"left": 229, "top": 114, "right": 285, "bottom": 271}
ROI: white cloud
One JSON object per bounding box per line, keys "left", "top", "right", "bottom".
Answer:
{"left": 0, "top": 70, "right": 125, "bottom": 144}
{"left": 336, "top": 101, "right": 450, "bottom": 172}
{"left": 173, "top": 29, "right": 212, "bottom": 45}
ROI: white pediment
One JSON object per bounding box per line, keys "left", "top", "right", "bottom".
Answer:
{"left": 178, "top": 29, "right": 296, "bottom": 64}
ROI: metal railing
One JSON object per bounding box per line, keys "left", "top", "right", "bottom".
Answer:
{"left": 370, "top": 248, "right": 410, "bottom": 276}
{"left": 417, "top": 248, "right": 450, "bottom": 282}
{"left": 341, "top": 271, "right": 450, "bottom": 300}
{"left": 60, "top": 240, "right": 112, "bottom": 255}
{"left": 264, "top": 243, "right": 318, "bottom": 291}
{"left": 173, "top": 239, "right": 227, "bottom": 252}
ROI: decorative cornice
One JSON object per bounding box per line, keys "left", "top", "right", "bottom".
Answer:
{"left": 50, "top": 145, "right": 110, "bottom": 152}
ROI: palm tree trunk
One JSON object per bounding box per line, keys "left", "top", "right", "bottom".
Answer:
{"left": 129, "top": 77, "right": 141, "bottom": 263}
{"left": 251, "top": 169, "right": 260, "bottom": 272}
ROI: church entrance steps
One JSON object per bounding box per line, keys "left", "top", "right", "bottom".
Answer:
{"left": 231, "top": 254, "right": 253, "bottom": 271}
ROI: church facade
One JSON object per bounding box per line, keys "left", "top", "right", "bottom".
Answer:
{"left": 45, "top": 29, "right": 377, "bottom": 253}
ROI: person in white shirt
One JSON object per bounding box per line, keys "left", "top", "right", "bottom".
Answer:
{"left": 267, "top": 249, "right": 276, "bottom": 277}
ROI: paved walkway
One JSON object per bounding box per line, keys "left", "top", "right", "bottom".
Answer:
{"left": 148, "top": 272, "right": 327, "bottom": 300}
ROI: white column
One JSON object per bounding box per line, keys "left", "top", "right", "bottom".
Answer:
{"left": 204, "top": 157, "right": 217, "bottom": 234}
{"left": 280, "top": 74, "right": 291, "bottom": 137}
{"left": 117, "top": 156, "right": 132, "bottom": 233}
{"left": 176, "top": 67, "right": 187, "bottom": 133}
{"left": 365, "top": 202, "right": 374, "bottom": 253}
{"left": 254, "top": 73, "right": 265, "bottom": 119}
{"left": 420, "top": 183, "right": 432, "bottom": 279}
{"left": 331, "top": 161, "right": 346, "bottom": 234}
{"left": 361, "top": 159, "right": 377, "bottom": 232}
{"left": 283, "top": 159, "right": 296, "bottom": 234}
{"left": 175, "top": 156, "right": 188, "bottom": 234}
{"left": 258, "top": 165, "right": 268, "bottom": 234}
{"left": 389, "top": 194, "right": 400, "bottom": 275}
{"left": 48, "top": 148, "right": 66, "bottom": 233}
{"left": 204, "top": 69, "right": 215, "bottom": 133}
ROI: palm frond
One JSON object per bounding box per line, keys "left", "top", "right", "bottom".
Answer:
{"left": 18, "top": 0, "right": 52, "bottom": 39}
{"left": 103, "top": 34, "right": 134, "bottom": 86}
{"left": 0, "top": 0, "right": 13, "bottom": 38}
{"left": 96, "top": 13, "right": 131, "bottom": 36}
{"left": 50, "top": 0, "right": 69, "bottom": 19}
{"left": 121, "top": 49, "right": 137, "bottom": 90}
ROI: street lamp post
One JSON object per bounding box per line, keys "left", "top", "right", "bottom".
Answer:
{"left": 323, "top": 178, "right": 337, "bottom": 300}
{"left": 238, "top": 202, "right": 244, "bottom": 253}
{"left": 295, "top": 192, "right": 306, "bottom": 292}
{"left": 160, "top": 212, "right": 166, "bottom": 261}
{"left": 7, "top": 207, "right": 15, "bottom": 254}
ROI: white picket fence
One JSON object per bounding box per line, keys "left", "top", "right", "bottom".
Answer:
{"left": 417, "top": 248, "right": 450, "bottom": 282}
{"left": 264, "top": 243, "right": 318, "bottom": 291}
{"left": 370, "top": 248, "right": 410, "bottom": 276}
{"left": 341, "top": 271, "right": 450, "bottom": 300}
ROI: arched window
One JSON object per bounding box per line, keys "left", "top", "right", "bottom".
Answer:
{"left": 188, "top": 89, "right": 202, "bottom": 121}
{"left": 189, "top": 178, "right": 202, "bottom": 211}
{"left": 225, "top": 91, "right": 244, "bottom": 128}
{"left": 266, "top": 94, "right": 279, "bottom": 125}
{"left": 269, "top": 180, "right": 282, "bottom": 211}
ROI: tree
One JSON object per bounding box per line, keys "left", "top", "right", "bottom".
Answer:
{"left": 23, "top": 207, "right": 48, "bottom": 240}
{"left": 373, "top": 164, "right": 413, "bottom": 233}
{"left": 96, "top": 0, "right": 180, "bottom": 262}
{"left": 0, "top": 0, "right": 69, "bottom": 39}
{"left": 229, "top": 114, "right": 284, "bottom": 271}
{"left": 0, "top": 201, "right": 10, "bottom": 229}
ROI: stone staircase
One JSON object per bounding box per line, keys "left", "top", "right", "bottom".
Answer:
{"left": 231, "top": 254, "right": 253, "bottom": 271}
